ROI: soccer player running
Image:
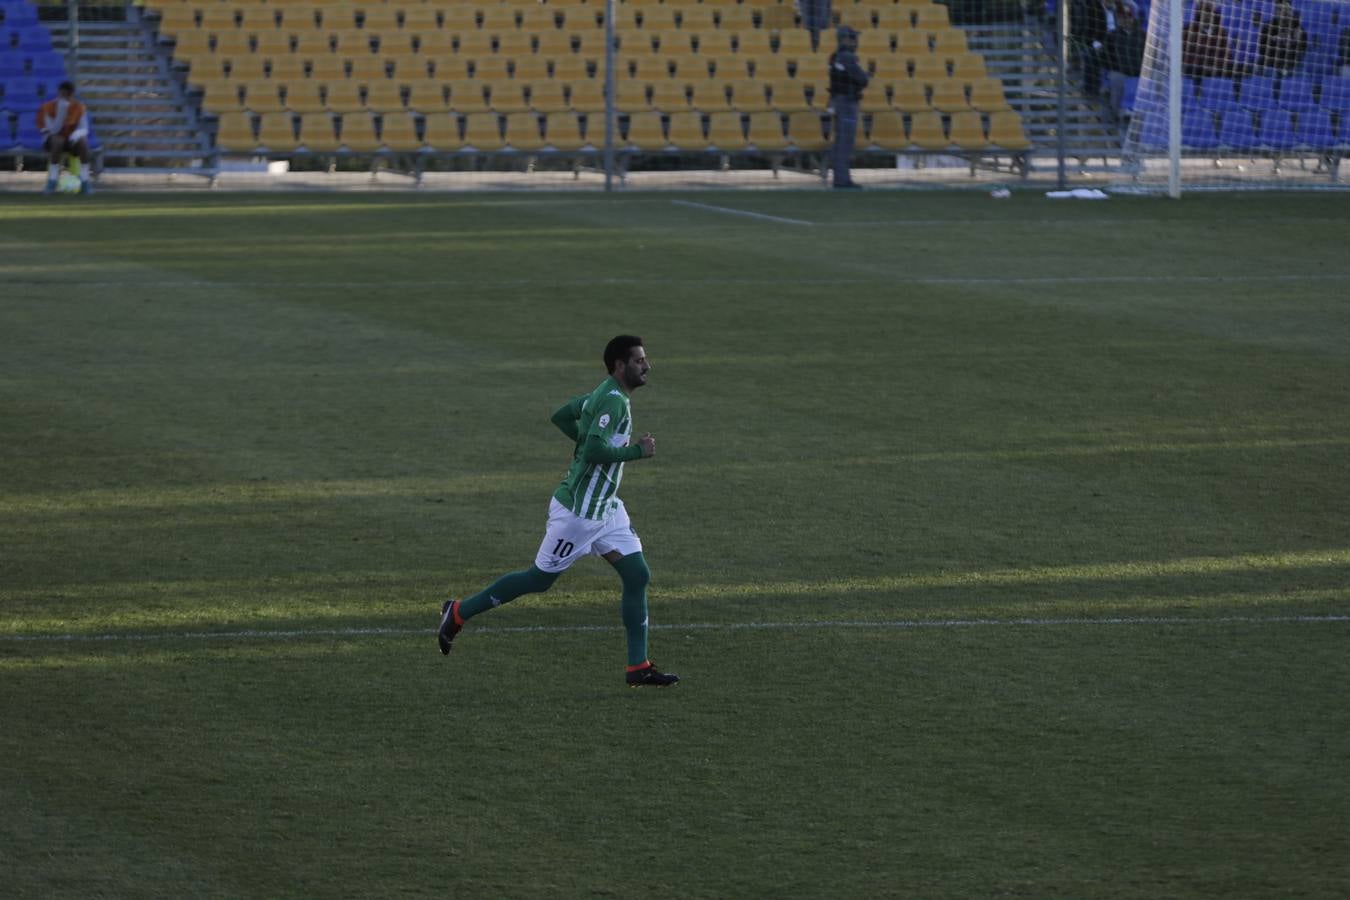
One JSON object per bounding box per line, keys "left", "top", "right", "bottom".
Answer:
{"left": 437, "top": 335, "right": 679, "bottom": 688}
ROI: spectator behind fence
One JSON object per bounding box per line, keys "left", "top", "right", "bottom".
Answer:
{"left": 1182, "top": 0, "right": 1232, "bottom": 77}
{"left": 1070, "top": 0, "right": 1109, "bottom": 96}
{"left": 37, "top": 81, "right": 92, "bottom": 194}
{"left": 798, "top": 0, "right": 832, "bottom": 48}
{"left": 1105, "top": 1, "right": 1146, "bottom": 116}
{"left": 1258, "top": 0, "right": 1308, "bottom": 75}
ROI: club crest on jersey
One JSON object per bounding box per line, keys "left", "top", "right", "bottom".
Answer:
{"left": 598, "top": 413, "right": 611, "bottom": 429}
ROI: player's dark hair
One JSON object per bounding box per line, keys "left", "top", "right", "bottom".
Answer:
{"left": 58, "top": 81, "right": 75, "bottom": 95}
{"left": 604, "top": 334, "right": 644, "bottom": 372}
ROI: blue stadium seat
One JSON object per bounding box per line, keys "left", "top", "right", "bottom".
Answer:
{"left": 1295, "top": 108, "right": 1337, "bottom": 148}
{"left": 1182, "top": 109, "right": 1221, "bottom": 150}
{"left": 1256, "top": 109, "right": 1298, "bottom": 150}
{"left": 1198, "top": 78, "right": 1240, "bottom": 111}
{"left": 0, "top": 3, "right": 38, "bottom": 29}
{"left": 1321, "top": 76, "right": 1350, "bottom": 111}
{"left": 13, "top": 25, "right": 51, "bottom": 53}
{"left": 1238, "top": 76, "right": 1277, "bottom": 109}
{"left": 1217, "top": 109, "right": 1259, "bottom": 148}
{"left": 13, "top": 116, "right": 42, "bottom": 149}
{"left": 1277, "top": 76, "right": 1319, "bottom": 111}
{"left": 0, "top": 54, "right": 24, "bottom": 78}
{"left": 0, "top": 113, "right": 13, "bottom": 148}
{"left": 1, "top": 76, "right": 42, "bottom": 112}
{"left": 27, "top": 55, "right": 65, "bottom": 81}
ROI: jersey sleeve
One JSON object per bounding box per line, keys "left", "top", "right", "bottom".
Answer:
{"left": 550, "top": 394, "right": 586, "bottom": 442}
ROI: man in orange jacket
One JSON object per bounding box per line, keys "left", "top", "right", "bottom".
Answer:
{"left": 36, "top": 81, "right": 92, "bottom": 194}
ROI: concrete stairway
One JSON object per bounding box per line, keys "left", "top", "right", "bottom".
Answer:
{"left": 965, "top": 19, "right": 1123, "bottom": 168}
{"left": 44, "top": 8, "right": 208, "bottom": 168}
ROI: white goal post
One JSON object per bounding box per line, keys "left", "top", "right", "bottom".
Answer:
{"left": 1115, "top": 0, "right": 1350, "bottom": 194}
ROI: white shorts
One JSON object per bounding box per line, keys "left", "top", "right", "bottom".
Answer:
{"left": 534, "top": 497, "right": 643, "bottom": 574}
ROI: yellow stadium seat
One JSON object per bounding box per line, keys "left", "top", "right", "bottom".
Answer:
{"left": 299, "top": 112, "right": 341, "bottom": 152}
{"left": 243, "top": 80, "right": 285, "bottom": 113}
{"left": 239, "top": 7, "right": 279, "bottom": 31}
{"left": 473, "top": 58, "right": 511, "bottom": 81}
{"left": 680, "top": 8, "right": 718, "bottom": 30}
{"left": 504, "top": 112, "right": 545, "bottom": 150}
{"left": 746, "top": 111, "right": 788, "bottom": 150}
{"left": 334, "top": 30, "right": 374, "bottom": 57}
{"left": 786, "top": 111, "right": 827, "bottom": 150}
{"left": 774, "top": 29, "right": 815, "bottom": 57}
{"left": 987, "top": 110, "right": 1031, "bottom": 150}
{"left": 947, "top": 52, "right": 986, "bottom": 81}
{"left": 969, "top": 78, "right": 1010, "bottom": 113}
{"left": 890, "top": 79, "right": 928, "bottom": 112}
{"left": 717, "top": 7, "right": 756, "bottom": 31}
{"left": 861, "top": 86, "right": 892, "bottom": 112}
{"left": 224, "top": 56, "right": 266, "bottom": 81}
{"left": 463, "top": 113, "right": 505, "bottom": 151}
{"left": 440, "top": 8, "right": 477, "bottom": 33}
{"left": 871, "top": 55, "right": 909, "bottom": 81}
{"left": 627, "top": 56, "right": 670, "bottom": 81}
{"left": 422, "top": 112, "right": 463, "bottom": 150}
{"left": 497, "top": 32, "right": 536, "bottom": 58}
{"left": 911, "top": 5, "right": 951, "bottom": 29}
{"left": 199, "top": 7, "right": 239, "bottom": 32}
{"left": 545, "top": 113, "right": 587, "bottom": 150}
{"left": 172, "top": 31, "right": 213, "bottom": 63}
{"left": 551, "top": 56, "right": 593, "bottom": 82}
{"left": 931, "top": 29, "right": 970, "bottom": 54}
{"left": 948, "top": 110, "right": 988, "bottom": 149}
{"left": 768, "top": 79, "right": 809, "bottom": 112}
{"left": 323, "top": 8, "right": 360, "bottom": 32}
{"left": 737, "top": 31, "right": 774, "bottom": 57}
{"left": 252, "top": 31, "right": 292, "bottom": 57}
{"left": 449, "top": 82, "right": 492, "bottom": 114}
{"left": 284, "top": 80, "right": 325, "bottom": 113}
{"left": 456, "top": 32, "right": 495, "bottom": 58}
{"left": 567, "top": 80, "right": 605, "bottom": 112}
{"left": 340, "top": 112, "right": 381, "bottom": 152}
{"left": 380, "top": 112, "right": 422, "bottom": 151}
{"left": 390, "top": 57, "right": 429, "bottom": 81}
{"left": 212, "top": 32, "right": 252, "bottom": 57}
{"left": 256, "top": 111, "right": 298, "bottom": 151}
{"left": 436, "top": 58, "right": 473, "bottom": 81}
{"left": 689, "top": 80, "right": 731, "bottom": 112}
{"left": 615, "top": 80, "right": 651, "bottom": 112}
{"left": 348, "top": 57, "right": 388, "bottom": 82}
{"left": 360, "top": 8, "right": 399, "bottom": 32}
{"left": 215, "top": 111, "right": 257, "bottom": 152}
{"left": 415, "top": 31, "right": 453, "bottom": 55}
{"left": 730, "top": 79, "right": 771, "bottom": 112}
{"left": 278, "top": 7, "right": 319, "bottom": 32}
{"left": 364, "top": 81, "right": 405, "bottom": 112}
{"left": 534, "top": 31, "right": 576, "bottom": 58}
{"left": 698, "top": 31, "right": 736, "bottom": 58}
{"left": 649, "top": 80, "right": 689, "bottom": 112}
{"left": 868, "top": 110, "right": 907, "bottom": 150}
{"left": 910, "top": 54, "right": 946, "bottom": 81}
{"left": 400, "top": 8, "right": 440, "bottom": 32}
{"left": 928, "top": 79, "right": 968, "bottom": 112}
{"left": 907, "top": 110, "right": 948, "bottom": 150}
{"left": 308, "top": 56, "right": 347, "bottom": 82}
{"left": 624, "top": 111, "right": 667, "bottom": 150}
{"left": 156, "top": 7, "right": 197, "bottom": 37}
{"left": 513, "top": 56, "right": 550, "bottom": 82}
{"left": 707, "top": 112, "right": 747, "bottom": 150}
{"left": 293, "top": 32, "right": 332, "bottom": 56}
{"left": 199, "top": 78, "right": 243, "bottom": 113}
{"left": 529, "top": 81, "right": 569, "bottom": 113}
{"left": 480, "top": 7, "right": 519, "bottom": 33}
{"left": 408, "top": 81, "right": 449, "bottom": 113}
{"left": 325, "top": 81, "right": 364, "bottom": 114}
{"left": 665, "top": 111, "right": 707, "bottom": 149}
{"left": 492, "top": 83, "right": 531, "bottom": 114}
{"left": 268, "top": 57, "right": 305, "bottom": 81}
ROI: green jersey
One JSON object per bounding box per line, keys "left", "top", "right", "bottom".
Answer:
{"left": 551, "top": 376, "right": 645, "bottom": 521}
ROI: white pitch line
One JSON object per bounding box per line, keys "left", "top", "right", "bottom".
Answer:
{"left": 670, "top": 199, "right": 814, "bottom": 226}
{"left": 3, "top": 614, "right": 1347, "bottom": 645}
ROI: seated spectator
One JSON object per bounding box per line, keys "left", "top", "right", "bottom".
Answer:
{"left": 1258, "top": 0, "right": 1308, "bottom": 76}
{"left": 37, "top": 81, "right": 92, "bottom": 194}
{"left": 1182, "top": 0, "right": 1232, "bottom": 77}
{"left": 1105, "top": 2, "right": 1146, "bottom": 116}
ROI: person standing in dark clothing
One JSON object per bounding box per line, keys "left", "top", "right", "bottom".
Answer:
{"left": 827, "top": 26, "right": 869, "bottom": 189}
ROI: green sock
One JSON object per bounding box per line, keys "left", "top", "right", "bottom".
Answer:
{"left": 458, "top": 565, "right": 558, "bottom": 620}
{"left": 613, "top": 552, "right": 651, "bottom": 667}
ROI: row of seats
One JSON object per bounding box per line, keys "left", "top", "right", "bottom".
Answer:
{"left": 162, "top": 27, "right": 964, "bottom": 59}
{"left": 153, "top": 3, "right": 951, "bottom": 33}
{"left": 213, "top": 108, "right": 1031, "bottom": 153}
{"left": 1183, "top": 75, "right": 1350, "bottom": 112}
{"left": 1139, "top": 107, "right": 1350, "bottom": 150}
{"left": 195, "top": 75, "right": 1011, "bottom": 114}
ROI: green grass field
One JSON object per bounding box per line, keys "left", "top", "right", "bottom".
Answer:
{"left": 2, "top": 191, "right": 1349, "bottom": 898}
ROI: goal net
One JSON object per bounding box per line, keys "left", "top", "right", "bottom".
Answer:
{"left": 1117, "top": 0, "right": 1350, "bottom": 192}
